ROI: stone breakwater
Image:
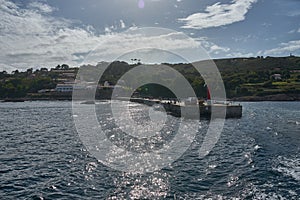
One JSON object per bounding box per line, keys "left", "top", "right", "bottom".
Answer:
{"left": 129, "top": 98, "right": 242, "bottom": 119}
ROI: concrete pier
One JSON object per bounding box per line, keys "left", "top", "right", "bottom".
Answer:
{"left": 129, "top": 98, "right": 242, "bottom": 119}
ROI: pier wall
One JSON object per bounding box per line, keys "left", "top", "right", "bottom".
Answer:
{"left": 130, "top": 98, "right": 242, "bottom": 119}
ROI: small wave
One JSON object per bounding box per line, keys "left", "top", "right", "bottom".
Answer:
{"left": 108, "top": 172, "right": 169, "bottom": 199}
{"left": 273, "top": 156, "right": 300, "bottom": 181}
{"left": 85, "top": 162, "right": 98, "bottom": 173}
{"left": 253, "top": 191, "right": 286, "bottom": 200}
{"left": 208, "top": 164, "right": 217, "bottom": 169}
{"left": 227, "top": 175, "right": 239, "bottom": 187}
{"left": 287, "top": 120, "right": 300, "bottom": 125}
{"left": 254, "top": 145, "right": 261, "bottom": 150}
{"left": 50, "top": 185, "right": 58, "bottom": 191}
{"left": 239, "top": 183, "right": 293, "bottom": 200}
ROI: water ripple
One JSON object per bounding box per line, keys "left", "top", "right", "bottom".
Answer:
{"left": 0, "top": 101, "right": 299, "bottom": 199}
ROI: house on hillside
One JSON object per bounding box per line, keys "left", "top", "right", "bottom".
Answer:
{"left": 38, "top": 89, "right": 55, "bottom": 93}
{"left": 271, "top": 74, "right": 282, "bottom": 81}
{"left": 55, "top": 84, "right": 73, "bottom": 92}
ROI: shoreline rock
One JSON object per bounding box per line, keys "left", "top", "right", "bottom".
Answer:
{"left": 230, "top": 94, "right": 300, "bottom": 101}
{"left": 1, "top": 93, "right": 300, "bottom": 102}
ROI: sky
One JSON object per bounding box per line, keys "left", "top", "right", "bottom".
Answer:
{"left": 0, "top": 0, "right": 299, "bottom": 71}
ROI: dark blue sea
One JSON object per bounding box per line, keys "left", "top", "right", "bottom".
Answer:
{"left": 0, "top": 101, "right": 299, "bottom": 199}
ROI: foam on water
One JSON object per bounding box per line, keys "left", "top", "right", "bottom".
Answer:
{"left": 273, "top": 156, "right": 300, "bottom": 181}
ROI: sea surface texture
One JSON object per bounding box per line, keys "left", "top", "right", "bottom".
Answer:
{"left": 0, "top": 101, "right": 299, "bottom": 199}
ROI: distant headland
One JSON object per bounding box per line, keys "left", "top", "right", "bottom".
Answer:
{"left": 0, "top": 56, "right": 299, "bottom": 102}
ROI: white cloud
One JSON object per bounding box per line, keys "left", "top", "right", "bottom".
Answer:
{"left": 194, "top": 37, "right": 230, "bottom": 55}
{"left": 287, "top": 10, "right": 300, "bottom": 17}
{"left": 28, "top": 2, "right": 57, "bottom": 13}
{"left": 104, "top": 27, "right": 112, "bottom": 33}
{"left": 83, "top": 31, "right": 205, "bottom": 64}
{"left": 120, "top": 20, "right": 126, "bottom": 29}
{"left": 209, "top": 44, "right": 230, "bottom": 53}
{"left": 288, "top": 28, "right": 300, "bottom": 34}
{"left": 288, "top": 29, "right": 296, "bottom": 34}
{"left": 178, "top": 0, "right": 257, "bottom": 29}
{"left": 226, "top": 52, "right": 254, "bottom": 58}
{"left": 264, "top": 40, "right": 300, "bottom": 55}
{"left": 0, "top": 0, "right": 209, "bottom": 71}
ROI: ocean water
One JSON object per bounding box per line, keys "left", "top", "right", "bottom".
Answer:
{"left": 0, "top": 101, "right": 299, "bottom": 199}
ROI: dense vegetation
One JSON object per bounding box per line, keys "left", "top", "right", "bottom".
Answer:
{"left": 0, "top": 66, "right": 67, "bottom": 98}
{"left": 99, "top": 56, "right": 300, "bottom": 99}
{"left": 0, "top": 56, "right": 299, "bottom": 100}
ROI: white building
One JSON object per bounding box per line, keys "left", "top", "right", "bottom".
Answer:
{"left": 272, "top": 74, "right": 282, "bottom": 80}
{"left": 55, "top": 84, "right": 73, "bottom": 92}
{"left": 184, "top": 97, "right": 198, "bottom": 105}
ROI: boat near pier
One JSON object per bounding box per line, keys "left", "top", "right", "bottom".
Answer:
{"left": 129, "top": 98, "right": 242, "bottom": 119}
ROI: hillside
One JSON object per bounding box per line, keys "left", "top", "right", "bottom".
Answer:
{"left": 0, "top": 56, "right": 299, "bottom": 101}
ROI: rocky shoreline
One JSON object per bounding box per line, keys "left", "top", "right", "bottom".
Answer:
{"left": 1, "top": 93, "right": 300, "bottom": 102}
{"left": 230, "top": 93, "right": 300, "bottom": 101}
